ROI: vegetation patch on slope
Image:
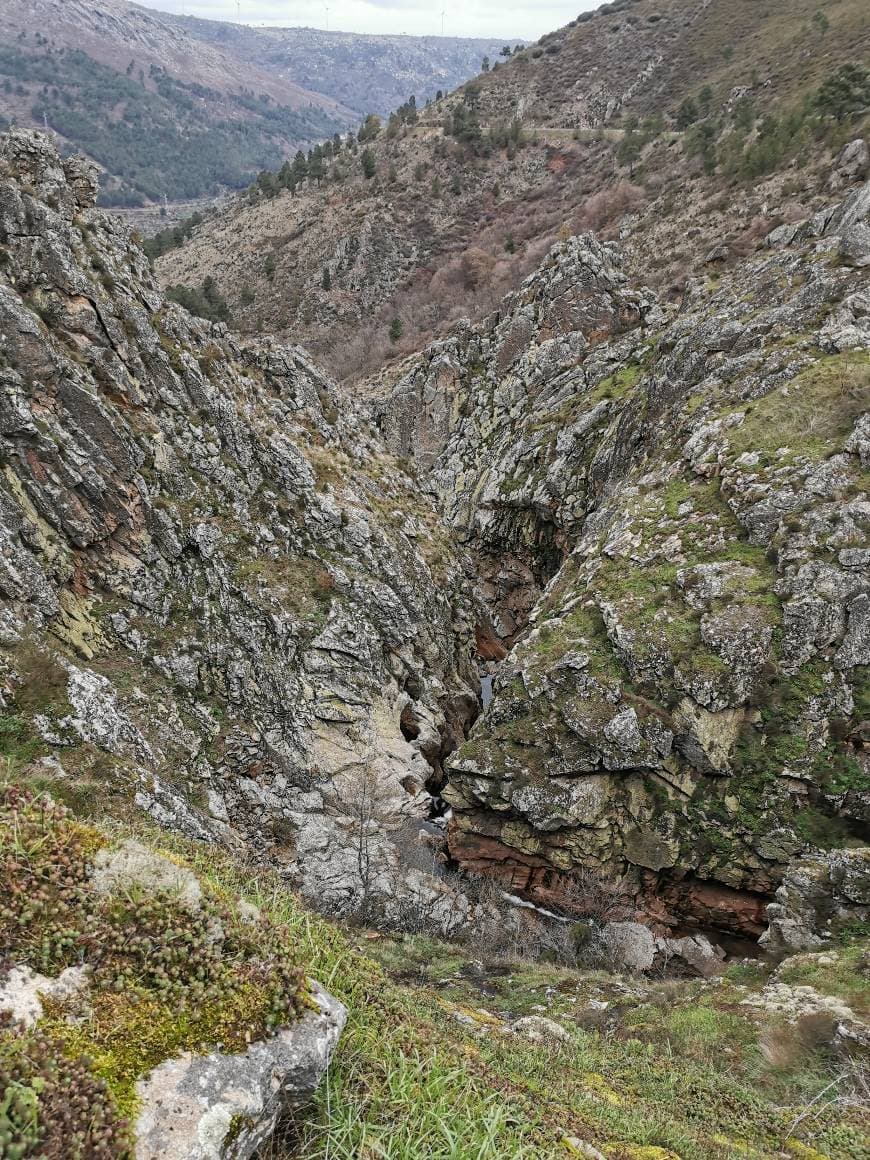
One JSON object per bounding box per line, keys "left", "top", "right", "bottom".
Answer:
{"left": 0, "top": 787, "right": 310, "bottom": 1152}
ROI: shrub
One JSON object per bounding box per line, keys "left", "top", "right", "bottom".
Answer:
{"left": 165, "top": 276, "right": 231, "bottom": 323}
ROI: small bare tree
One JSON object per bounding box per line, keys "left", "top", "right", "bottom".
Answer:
{"left": 329, "top": 765, "right": 400, "bottom": 924}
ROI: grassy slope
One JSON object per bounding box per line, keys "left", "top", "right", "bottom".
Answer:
{"left": 164, "top": 833, "right": 869, "bottom": 1160}
{"left": 1, "top": 769, "right": 866, "bottom": 1158}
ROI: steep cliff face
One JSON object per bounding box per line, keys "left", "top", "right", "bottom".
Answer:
{"left": 0, "top": 130, "right": 478, "bottom": 925}
{"left": 376, "top": 185, "right": 870, "bottom": 934}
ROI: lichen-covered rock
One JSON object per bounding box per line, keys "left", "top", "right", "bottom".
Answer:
{"left": 0, "top": 787, "right": 345, "bottom": 1160}
{"left": 759, "top": 849, "right": 870, "bottom": 956}
{"left": 0, "top": 129, "right": 479, "bottom": 924}
{"left": 741, "top": 982, "right": 855, "bottom": 1024}
{"left": 134, "top": 982, "right": 346, "bottom": 1160}
{"left": 373, "top": 188, "right": 870, "bottom": 934}
{"left": 0, "top": 964, "right": 90, "bottom": 1030}
{"left": 509, "top": 1014, "right": 571, "bottom": 1045}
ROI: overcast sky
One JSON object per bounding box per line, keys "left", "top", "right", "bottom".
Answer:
{"left": 138, "top": 1, "right": 596, "bottom": 41}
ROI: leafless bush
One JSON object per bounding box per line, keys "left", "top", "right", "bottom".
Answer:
{"left": 576, "top": 180, "right": 645, "bottom": 234}
{"left": 731, "top": 215, "right": 776, "bottom": 257}
{"left": 787, "top": 1054, "right": 870, "bottom": 1142}
{"left": 549, "top": 868, "right": 634, "bottom": 925}
{"left": 454, "top": 867, "right": 632, "bottom": 968}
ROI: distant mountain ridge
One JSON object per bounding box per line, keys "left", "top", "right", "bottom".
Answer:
{"left": 169, "top": 18, "right": 517, "bottom": 119}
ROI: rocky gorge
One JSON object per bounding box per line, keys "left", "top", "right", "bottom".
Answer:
{"left": 0, "top": 127, "right": 480, "bottom": 931}
{"left": 2, "top": 122, "right": 870, "bottom": 947}
{"left": 0, "top": 119, "right": 869, "bottom": 1158}
{"left": 375, "top": 178, "right": 870, "bottom": 941}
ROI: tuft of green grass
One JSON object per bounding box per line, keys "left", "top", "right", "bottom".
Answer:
{"left": 724, "top": 351, "right": 870, "bottom": 464}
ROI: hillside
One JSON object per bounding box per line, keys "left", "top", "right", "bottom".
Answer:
{"left": 156, "top": 0, "right": 870, "bottom": 380}
{"left": 0, "top": 0, "right": 353, "bottom": 206}
{"left": 0, "top": 0, "right": 508, "bottom": 209}
{"left": 0, "top": 63, "right": 869, "bottom": 1156}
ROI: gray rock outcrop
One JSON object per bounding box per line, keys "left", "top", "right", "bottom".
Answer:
{"left": 0, "top": 129, "right": 478, "bottom": 926}
{"left": 374, "top": 182, "right": 870, "bottom": 935}
{"left": 759, "top": 848, "right": 870, "bottom": 956}
{"left": 134, "top": 982, "right": 346, "bottom": 1160}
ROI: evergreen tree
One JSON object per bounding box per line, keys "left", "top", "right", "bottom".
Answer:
{"left": 676, "top": 97, "right": 699, "bottom": 129}
{"left": 358, "top": 113, "right": 381, "bottom": 142}
{"left": 292, "top": 150, "right": 309, "bottom": 185}
{"left": 309, "top": 144, "right": 324, "bottom": 184}
{"left": 361, "top": 147, "right": 377, "bottom": 179}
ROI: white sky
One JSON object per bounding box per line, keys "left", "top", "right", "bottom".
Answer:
{"left": 137, "top": 1, "right": 596, "bottom": 41}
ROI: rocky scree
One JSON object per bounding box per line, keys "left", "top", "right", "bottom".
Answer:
{"left": 374, "top": 184, "right": 870, "bottom": 937}
{"left": 0, "top": 128, "right": 479, "bottom": 929}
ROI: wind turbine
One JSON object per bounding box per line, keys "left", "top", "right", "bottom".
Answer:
{"left": 441, "top": 10, "right": 446, "bottom": 36}
{"left": 324, "top": 5, "right": 330, "bottom": 31}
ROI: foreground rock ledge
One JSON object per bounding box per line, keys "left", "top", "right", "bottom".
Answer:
{"left": 134, "top": 981, "right": 347, "bottom": 1160}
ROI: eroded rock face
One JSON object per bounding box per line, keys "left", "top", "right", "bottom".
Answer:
{"left": 759, "top": 849, "right": 870, "bottom": 957}
{"left": 0, "top": 130, "right": 478, "bottom": 924}
{"left": 375, "top": 188, "right": 870, "bottom": 934}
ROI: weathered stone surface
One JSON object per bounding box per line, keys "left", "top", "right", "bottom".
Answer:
{"left": 600, "top": 922, "right": 657, "bottom": 972}
{"left": 91, "top": 840, "right": 204, "bottom": 910}
{"left": 759, "top": 849, "right": 870, "bottom": 956}
{"left": 829, "top": 139, "right": 870, "bottom": 190}
{"left": 742, "top": 982, "right": 855, "bottom": 1024}
{"left": 134, "top": 981, "right": 346, "bottom": 1160}
{"left": 510, "top": 1015, "right": 571, "bottom": 1045}
{"left": 0, "top": 130, "right": 478, "bottom": 928}
{"left": 659, "top": 934, "right": 725, "bottom": 978}
{"left": 370, "top": 191, "right": 869, "bottom": 933}
{"left": 0, "top": 964, "right": 90, "bottom": 1030}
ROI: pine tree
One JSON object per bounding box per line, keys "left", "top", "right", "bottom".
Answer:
{"left": 292, "top": 150, "right": 308, "bottom": 185}
{"left": 676, "top": 98, "right": 699, "bottom": 130}
{"left": 361, "top": 148, "right": 377, "bottom": 179}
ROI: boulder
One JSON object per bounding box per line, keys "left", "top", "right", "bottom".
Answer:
{"left": 599, "top": 921, "right": 657, "bottom": 972}
{"left": 657, "top": 933, "right": 726, "bottom": 978}
{"left": 759, "top": 849, "right": 870, "bottom": 956}
{"left": 839, "top": 221, "right": 870, "bottom": 267}
{"left": 829, "top": 139, "right": 870, "bottom": 190}
{"left": 134, "top": 982, "right": 347, "bottom": 1160}
{"left": 510, "top": 1015, "right": 571, "bottom": 1045}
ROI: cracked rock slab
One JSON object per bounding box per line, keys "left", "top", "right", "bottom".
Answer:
{"left": 134, "top": 981, "right": 346, "bottom": 1160}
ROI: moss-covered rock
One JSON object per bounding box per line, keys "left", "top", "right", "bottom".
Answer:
{"left": 0, "top": 787, "right": 344, "bottom": 1159}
